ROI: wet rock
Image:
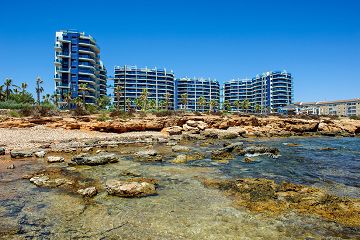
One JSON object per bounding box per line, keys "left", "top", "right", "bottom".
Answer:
{"left": 30, "top": 175, "right": 73, "bottom": 188}
{"left": 181, "top": 132, "right": 206, "bottom": 141}
{"left": 77, "top": 187, "right": 97, "bottom": 197}
{"left": 106, "top": 180, "right": 157, "bottom": 197}
{"left": 70, "top": 153, "right": 119, "bottom": 166}
{"left": 7, "top": 164, "right": 15, "bottom": 169}
{"left": 172, "top": 145, "right": 190, "bottom": 152}
{"left": 40, "top": 143, "right": 51, "bottom": 149}
{"left": 134, "top": 149, "right": 162, "bottom": 162}
{"left": 283, "top": 143, "right": 301, "bottom": 147}
{"left": 211, "top": 142, "right": 244, "bottom": 160}
{"left": 121, "top": 170, "right": 141, "bottom": 177}
{"left": 47, "top": 156, "right": 65, "bottom": 163}
{"left": 166, "top": 141, "right": 178, "bottom": 146}
{"left": 202, "top": 128, "right": 239, "bottom": 139}
{"left": 244, "top": 145, "right": 279, "bottom": 156}
{"left": 82, "top": 147, "right": 93, "bottom": 152}
{"left": 34, "top": 150, "right": 46, "bottom": 158}
{"left": 320, "top": 147, "right": 337, "bottom": 151}
{"left": 172, "top": 154, "right": 188, "bottom": 164}
{"left": 10, "top": 150, "right": 33, "bottom": 158}
{"left": 243, "top": 157, "right": 254, "bottom": 163}
{"left": 0, "top": 147, "right": 5, "bottom": 155}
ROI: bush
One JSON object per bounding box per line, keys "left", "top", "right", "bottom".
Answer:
{"left": 349, "top": 115, "right": 360, "bottom": 120}
{"left": 71, "top": 107, "right": 90, "bottom": 116}
{"left": 0, "top": 100, "right": 32, "bottom": 110}
{"left": 9, "top": 110, "right": 21, "bottom": 118}
{"left": 109, "top": 110, "right": 134, "bottom": 119}
{"left": 154, "top": 110, "right": 176, "bottom": 117}
{"left": 85, "top": 104, "right": 98, "bottom": 114}
{"left": 97, "top": 112, "right": 111, "bottom": 122}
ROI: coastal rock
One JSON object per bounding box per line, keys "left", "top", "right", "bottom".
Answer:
{"left": 34, "top": 150, "right": 46, "bottom": 158}
{"left": 77, "top": 187, "right": 97, "bottom": 197}
{"left": 181, "top": 132, "right": 206, "bottom": 141}
{"left": 30, "top": 175, "right": 73, "bottom": 188}
{"left": 182, "top": 124, "right": 199, "bottom": 133}
{"left": 244, "top": 145, "right": 279, "bottom": 156}
{"left": 47, "top": 156, "right": 65, "bottom": 163}
{"left": 161, "top": 126, "right": 183, "bottom": 136}
{"left": 202, "top": 128, "right": 239, "bottom": 139}
{"left": 171, "top": 154, "right": 188, "bottom": 164}
{"left": 0, "top": 147, "right": 5, "bottom": 155}
{"left": 227, "top": 127, "right": 247, "bottom": 136}
{"left": 10, "top": 150, "right": 33, "bottom": 158}
{"left": 134, "top": 150, "right": 162, "bottom": 162}
{"left": 7, "top": 164, "right": 15, "bottom": 169}
{"left": 70, "top": 153, "right": 119, "bottom": 166}
{"left": 186, "top": 120, "right": 208, "bottom": 130}
{"left": 243, "top": 157, "right": 254, "bottom": 163}
{"left": 106, "top": 180, "right": 157, "bottom": 197}
{"left": 172, "top": 145, "right": 190, "bottom": 152}
{"left": 211, "top": 142, "right": 244, "bottom": 160}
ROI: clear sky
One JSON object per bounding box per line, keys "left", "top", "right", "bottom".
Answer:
{"left": 0, "top": 0, "right": 359, "bottom": 102}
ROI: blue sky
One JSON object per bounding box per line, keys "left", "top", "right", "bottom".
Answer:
{"left": 0, "top": 0, "right": 359, "bottom": 102}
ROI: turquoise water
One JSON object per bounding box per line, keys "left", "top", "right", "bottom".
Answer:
{"left": 0, "top": 136, "right": 359, "bottom": 239}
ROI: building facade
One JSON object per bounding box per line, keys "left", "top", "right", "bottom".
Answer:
{"left": 54, "top": 30, "right": 107, "bottom": 107}
{"left": 175, "top": 78, "right": 220, "bottom": 111}
{"left": 224, "top": 71, "right": 293, "bottom": 113}
{"left": 294, "top": 99, "right": 360, "bottom": 116}
{"left": 113, "top": 65, "right": 175, "bottom": 110}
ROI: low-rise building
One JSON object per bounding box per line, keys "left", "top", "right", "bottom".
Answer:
{"left": 294, "top": 99, "right": 360, "bottom": 116}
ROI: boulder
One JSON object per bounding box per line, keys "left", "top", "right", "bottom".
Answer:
{"left": 77, "top": 187, "right": 97, "bottom": 197}
{"left": 211, "top": 142, "right": 244, "bottom": 160}
{"left": 70, "top": 153, "right": 119, "bottom": 166}
{"left": 243, "top": 157, "right": 254, "bottom": 163}
{"left": 0, "top": 147, "right": 5, "bottom": 155}
{"left": 171, "top": 154, "right": 188, "bottom": 164}
{"left": 34, "top": 151, "right": 46, "bottom": 158}
{"left": 181, "top": 132, "right": 206, "bottom": 141}
{"left": 186, "top": 120, "right": 208, "bottom": 130}
{"left": 172, "top": 145, "right": 190, "bottom": 152}
{"left": 161, "top": 126, "right": 183, "bottom": 136}
{"left": 47, "top": 156, "right": 65, "bottom": 163}
{"left": 106, "top": 180, "right": 157, "bottom": 197}
{"left": 7, "top": 164, "right": 15, "bottom": 169}
{"left": 227, "top": 127, "right": 247, "bottom": 136}
{"left": 10, "top": 150, "right": 33, "bottom": 158}
{"left": 244, "top": 145, "right": 279, "bottom": 156}
{"left": 182, "top": 124, "right": 199, "bottom": 133}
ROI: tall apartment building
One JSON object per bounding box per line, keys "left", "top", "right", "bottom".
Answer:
{"left": 54, "top": 30, "right": 107, "bottom": 106}
{"left": 113, "top": 65, "right": 175, "bottom": 110}
{"left": 294, "top": 99, "right": 360, "bottom": 116}
{"left": 224, "top": 71, "right": 293, "bottom": 113}
{"left": 176, "top": 78, "right": 220, "bottom": 111}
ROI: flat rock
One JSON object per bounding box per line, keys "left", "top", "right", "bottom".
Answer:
{"left": 47, "top": 156, "right": 65, "bottom": 163}
{"left": 70, "top": 153, "right": 119, "bottom": 166}
{"left": 34, "top": 151, "right": 46, "bottom": 158}
{"left": 30, "top": 175, "right": 73, "bottom": 188}
{"left": 172, "top": 145, "right": 190, "bottom": 152}
{"left": 106, "top": 180, "right": 157, "bottom": 197}
{"left": 10, "top": 150, "right": 33, "bottom": 158}
{"left": 77, "top": 187, "right": 97, "bottom": 197}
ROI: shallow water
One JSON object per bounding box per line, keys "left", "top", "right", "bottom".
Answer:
{"left": 0, "top": 136, "right": 359, "bottom": 239}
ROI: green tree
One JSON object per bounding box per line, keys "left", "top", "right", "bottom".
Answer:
{"left": 0, "top": 85, "right": 6, "bottom": 101}
{"left": 242, "top": 99, "right": 250, "bottom": 113}
{"left": 20, "top": 82, "right": 28, "bottom": 94}
{"left": 125, "top": 98, "right": 132, "bottom": 112}
{"left": 114, "top": 85, "right": 123, "bottom": 111}
{"left": 164, "top": 92, "right": 171, "bottom": 110}
{"left": 223, "top": 100, "right": 231, "bottom": 112}
{"left": 97, "top": 96, "right": 111, "bottom": 110}
{"left": 148, "top": 99, "right": 156, "bottom": 110}
{"left": 51, "top": 93, "right": 59, "bottom": 107}
{"left": 134, "top": 98, "right": 142, "bottom": 110}
{"left": 72, "top": 97, "right": 83, "bottom": 109}
{"left": 209, "top": 99, "right": 218, "bottom": 113}
{"left": 35, "top": 76, "right": 44, "bottom": 105}
{"left": 233, "top": 100, "right": 241, "bottom": 113}
{"left": 180, "top": 93, "right": 188, "bottom": 111}
{"left": 159, "top": 100, "right": 165, "bottom": 110}
{"left": 255, "top": 104, "right": 261, "bottom": 113}
{"left": 64, "top": 92, "right": 72, "bottom": 110}
{"left": 78, "top": 83, "right": 88, "bottom": 107}
{"left": 4, "top": 78, "right": 13, "bottom": 100}
{"left": 197, "top": 96, "right": 206, "bottom": 112}
{"left": 139, "top": 89, "right": 149, "bottom": 111}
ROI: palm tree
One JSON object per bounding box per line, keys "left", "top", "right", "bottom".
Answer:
{"left": 164, "top": 92, "right": 171, "bottom": 111}
{"left": 35, "top": 76, "right": 44, "bottom": 105}
{"left": 223, "top": 100, "right": 231, "bottom": 112}
{"left": 134, "top": 98, "right": 142, "bottom": 110}
{"left": 140, "top": 89, "right": 149, "bottom": 111}
{"left": 72, "top": 97, "right": 83, "bottom": 109}
{"left": 97, "top": 96, "right": 110, "bottom": 110}
{"left": 21, "top": 82, "right": 28, "bottom": 94}
{"left": 64, "top": 92, "right": 72, "bottom": 110}
{"left": 125, "top": 98, "right": 132, "bottom": 112}
{"left": 148, "top": 99, "right": 156, "bottom": 110}
{"left": 0, "top": 85, "right": 5, "bottom": 101}
{"left": 242, "top": 99, "right": 250, "bottom": 113}
{"left": 159, "top": 100, "right": 165, "bottom": 110}
{"left": 114, "top": 85, "right": 123, "bottom": 111}
{"left": 197, "top": 96, "right": 206, "bottom": 112}
{"left": 234, "top": 100, "right": 241, "bottom": 113}
{"left": 180, "top": 93, "right": 188, "bottom": 111}
{"left": 51, "top": 93, "right": 59, "bottom": 107}
{"left": 209, "top": 99, "right": 218, "bottom": 113}
{"left": 255, "top": 104, "right": 261, "bottom": 113}
{"left": 78, "top": 83, "right": 88, "bottom": 107}
{"left": 4, "top": 78, "right": 13, "bottom": 100}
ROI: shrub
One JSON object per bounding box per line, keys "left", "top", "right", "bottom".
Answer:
{"left": 97, "top": 112, "right": 111, "bottom": 122}
{"left": 85, "top": 104, "right": 98, "bottom": 114}
{"left": 349, "top": 115, "right": 360, "bottom": 120}
{"left": 109, "top": 110, "right": 134, "bottom": 119}
{"left": 0, "top": 100, "right": 32, "bottom": 110}
{"left": 154, "top": 110, "right": 176, "bottom": 117}
{"left": 9, "top": 110, "right": 20, "bottom": 118}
